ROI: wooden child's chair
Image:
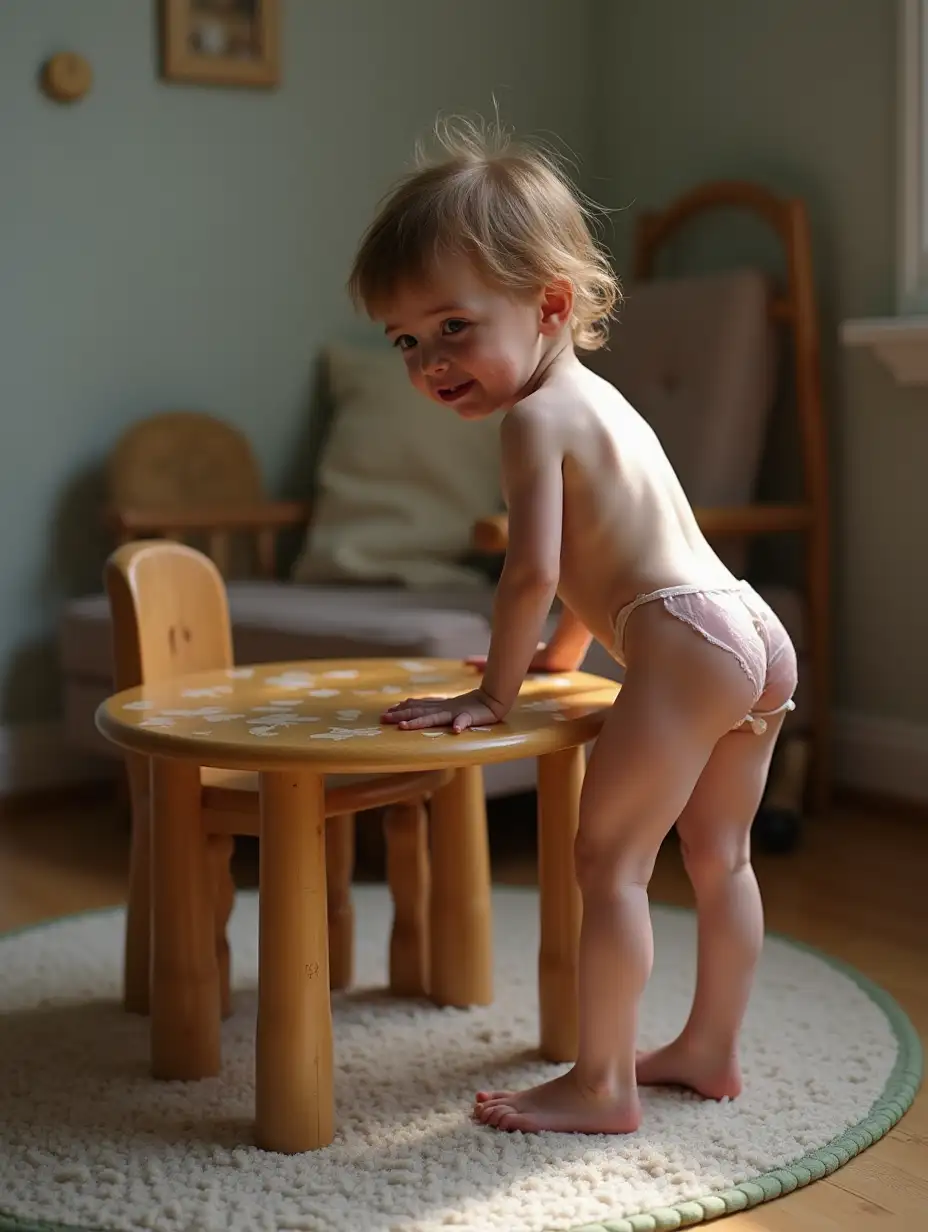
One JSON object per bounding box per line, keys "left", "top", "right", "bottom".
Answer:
{"left": 104, "top": 410, "right": 312, "bottom": 578}
{"left": 105, "top": 539, "right": 449, "bottom": 1017}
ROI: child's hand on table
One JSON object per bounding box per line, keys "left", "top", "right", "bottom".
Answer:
{"left": 382, "top": 688, "right": 505, "bottom": 734}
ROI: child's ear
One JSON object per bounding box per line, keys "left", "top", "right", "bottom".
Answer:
{"left": 539, "top": 279, "right": 573, "bottom": 335}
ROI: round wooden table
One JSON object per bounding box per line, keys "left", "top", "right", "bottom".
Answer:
{"left": 96, "top": 657, "right": 618, "bottom": 1153}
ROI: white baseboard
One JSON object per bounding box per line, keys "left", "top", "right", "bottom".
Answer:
{"left": 0, "top": 721, "right": 114, "bottom": 798}
{"left": 833, "top": 709, "right": 928, "bottom": 803}
{"left": 1, "top": 712, "right": 926, "bottom": 803}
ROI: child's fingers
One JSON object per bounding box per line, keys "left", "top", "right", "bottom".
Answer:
{"left": 381, "top": 705, "right": 426, "bottom": 723}
{"left": 398, "top": 711, "right": 451, "bottom": 730}
{"left": 384, "top": 700, "right": 432, "bottom": 720}
{"left": 385, "top": 698, "right": 418, "bottom": 713}
{"left": 386, "top": 696, "right": 444, "bottom": 712}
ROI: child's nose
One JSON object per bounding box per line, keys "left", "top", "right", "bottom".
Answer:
{"left": 419, "top": 346, "right": 449, "bottom": 376}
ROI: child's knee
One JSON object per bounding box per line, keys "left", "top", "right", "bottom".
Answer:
{"left": 574, "top": 827, "right": 655, "bottom": 894}
{"left": 680, "top": 831, "right": 750, "bottom": 885}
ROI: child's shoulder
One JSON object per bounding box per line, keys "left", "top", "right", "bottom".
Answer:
{"left": 499, "top": 391, "right": 569, "bottom": 472}
{"left": 503, "top": 388, "right": 563, "bottom": 446}
{"left": 508, "top": 365, "right": 621, "bottom": 435}
{"left": 508, "top": 369, "right": 587, "bottom": 424}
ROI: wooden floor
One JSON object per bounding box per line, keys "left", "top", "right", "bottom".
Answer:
{"left": 0, "top": 791, "right": 925, "bottom": 1230}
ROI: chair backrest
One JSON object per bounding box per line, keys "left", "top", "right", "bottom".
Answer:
{"left": 104, "top": 540, "right": 234, "bottom": 692}
{"left": 584, "top": 267, "right": 776, "bottom": 513}
{"left": 584, "top": 266, "right": 776, "bottom": 576}
{"left": 630, "top": 180, "right": 827, "bottom": 527}
{"left": 107, "top": 410, "right": 265, "bottom": 511}
{"left": 587, "top": 179, "right": 827, "bottom": 580}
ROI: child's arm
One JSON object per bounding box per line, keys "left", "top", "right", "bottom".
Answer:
{"left": 465, "top": 605, "right": 592, "bottom": 673}
{"left": 479, "top": 407, "right": 562, "bottom": 714}
{"left": 536, "top": 605, "right": 594, "bottom": 672}
{"left": 381, "top": 406, "right": 561, "bottom": 733}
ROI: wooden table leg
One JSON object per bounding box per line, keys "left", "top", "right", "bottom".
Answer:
{"left": 429, "top": 766, "right": 492, "bottom": 1008}
{"left": 385, "top": 800, "right": 430, "bottom": 997}
{"left": 255, "top": 770, "right": 334, "bottom": 1153}
{"left": 150, "top": 757, "right": 221, "bottom": 1080}
{"left": 537, "top": 745, "right": 585, "bottom": 1063}
{"left": 326, "top": 812, "right": 355, "bottom": 992}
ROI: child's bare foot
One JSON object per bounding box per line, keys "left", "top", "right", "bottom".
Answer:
{"left": 473, "top": 1070, "right": 641, "bottom": 1134}
{"left": 636, "top": 1034, "right": 742, "bottom": 1100}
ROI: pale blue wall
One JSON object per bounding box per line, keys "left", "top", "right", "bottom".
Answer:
{"left": 0, "top": 0, "right": 595, "bottom": 721}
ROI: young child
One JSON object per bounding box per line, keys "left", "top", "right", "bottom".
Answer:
{"left": 348, "top": 119, "right": 798, "bottom": 1135}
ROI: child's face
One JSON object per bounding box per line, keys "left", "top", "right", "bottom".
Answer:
{"left": 379, "top": 258, "right": 559, "bottom": 418}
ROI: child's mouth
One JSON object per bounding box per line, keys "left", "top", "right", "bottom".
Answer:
{"left": 437, "top": 380, "right": 475, "bottom": 403}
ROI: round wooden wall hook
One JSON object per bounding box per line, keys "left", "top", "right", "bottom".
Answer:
{"left": 41, "top": 53, "right": 93, "bottom": 104}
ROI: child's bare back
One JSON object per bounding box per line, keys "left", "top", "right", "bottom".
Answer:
{"left": 509, "top": 357, "right": 738, "bottom": 654}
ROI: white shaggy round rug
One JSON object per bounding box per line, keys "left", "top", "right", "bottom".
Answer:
{"left": 0, "top": 887, "right": 920, "bottom": 1232}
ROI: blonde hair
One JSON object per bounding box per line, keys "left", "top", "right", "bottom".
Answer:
{"left": 348, "top": 117, "right": 620, "bottom": 351}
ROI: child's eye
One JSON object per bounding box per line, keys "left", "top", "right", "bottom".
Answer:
{"left": 394, "top": 334, "right": 416, "bottom": 351}
{"left": 442, "top": 319, "right": 469, "bottom": 336}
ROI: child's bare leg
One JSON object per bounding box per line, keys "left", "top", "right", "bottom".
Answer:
{"left": 637, "top": 715, "right": 785, "bottom": 1099}
{"left": 475, "top": 608, "right": 756, "bottom": 1134}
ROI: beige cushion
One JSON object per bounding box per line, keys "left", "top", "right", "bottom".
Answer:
{"left": 585, "top": 269, "right": 776, "bottom": 574}
{"left": 586, "top": 269, "right": 775, "bottom": 505}
{"left": 293, "top": 345, "right": 502, "bottom": 589}
{"left": 59, "top": 583, "right": 497, "bottom": 680}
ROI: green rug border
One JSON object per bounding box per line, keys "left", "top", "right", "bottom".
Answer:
{"left": 0, "top": 894, "right": 921, "bottom": 1232}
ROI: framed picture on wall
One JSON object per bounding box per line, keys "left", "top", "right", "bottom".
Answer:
{"left": 160, "top": 0, "right": 280, "bottom": 88}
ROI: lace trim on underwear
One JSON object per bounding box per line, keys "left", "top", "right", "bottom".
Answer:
{"left": 658, "top": 600, "right": 761, "bottom": 700}
{"left": 613, "top": 582, "right": 747, "bottom": 660}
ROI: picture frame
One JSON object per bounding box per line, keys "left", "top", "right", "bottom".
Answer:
{"left": 160, "top": 0, "right": 280, "bottom": 89}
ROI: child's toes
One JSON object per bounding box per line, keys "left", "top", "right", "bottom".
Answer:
{"left": 474, "top": 1089, "right": 513, "bottom": 1104}
{"left": 475, "top": 1096, "right": 518, "bottom": 1125}
{"left": 482, "top": 1101, "right": 518, "bottom": 1128}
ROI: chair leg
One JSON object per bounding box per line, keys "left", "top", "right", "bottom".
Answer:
{"left": 113, "top": 767, "right": 132, "bottom": 826}
{"left": 150, "top": 758, "right": 221, "bottom": 1080}
{"left": 385, "top": 800, "right": 431, "bottom": 998}
{"left": 326, "top": 812, "right": 355, "bottom": 991}
{"left": 208, "top": 833, "right": 236, "bottom": 1019}
{"left": 808, "top": 527, "right": 832, "bottom": 816}
{"left": 123, "top": 768, "right": 152, "bottom": 1015}
{"left": 753, "top": 734, "right": 809, "bottom": 854}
